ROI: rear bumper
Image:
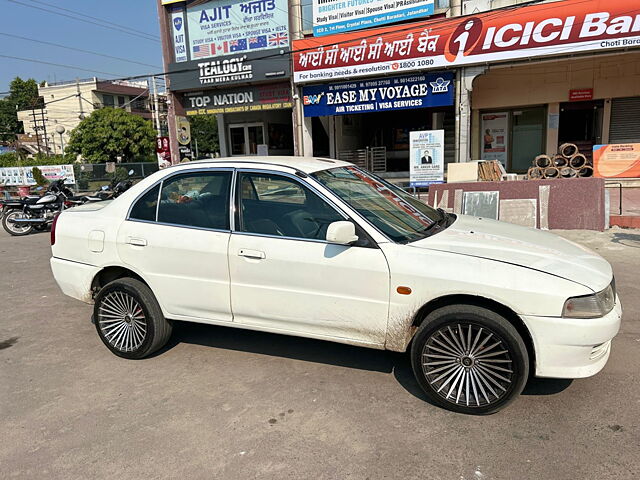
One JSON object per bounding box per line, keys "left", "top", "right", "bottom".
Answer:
{"left": 521, "top": 297, "right": 622, "bottom": 378}
{"left": 50, "top": 257, "right": 99, "bottom": 304}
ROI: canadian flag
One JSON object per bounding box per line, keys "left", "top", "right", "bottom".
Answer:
{"left": 217, "top": 42, "right": 228, "bottom": 54}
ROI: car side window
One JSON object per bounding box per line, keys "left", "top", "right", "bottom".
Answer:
{"left": 157, "top": 171, "right": 231, "bottom": 230}
{"left": 237, "top": 172, "right": 343, "bottom": 240}
{"left": 129, "top": 184, "right": 160, "bottom": 221}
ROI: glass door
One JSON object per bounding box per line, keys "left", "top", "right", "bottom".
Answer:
{"left": 228, "top": 123, "right": 265, "bottom": 156}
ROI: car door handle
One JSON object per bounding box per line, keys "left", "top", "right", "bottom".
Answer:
{"left": 126, "top": 237, "right": 147, "bottom": 247}
{"left": 238, "top": 249, "right": 266, "bottom": 259}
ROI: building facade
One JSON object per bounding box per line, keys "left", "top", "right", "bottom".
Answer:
{"left": 158, "top": 0, "right": 640, "bottom": 180}
{"left": 17, "top": 78, "right": 158, "bottom": 156}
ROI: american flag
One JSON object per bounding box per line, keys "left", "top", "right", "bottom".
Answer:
{"left": 192, "top": 44, "right": 211, "bottom": 58}
{"left": 267, "top": 32, "right": 288, "bottom": 47}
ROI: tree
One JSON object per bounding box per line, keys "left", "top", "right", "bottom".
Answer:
{"left": 66, "top": 108, "right": 156, "bottom": 163}
{"left": 189, "top": 115, "right": 219, "bottom": 157}
{"left": 0, "top": 77, "right": 41, "bottom": 142}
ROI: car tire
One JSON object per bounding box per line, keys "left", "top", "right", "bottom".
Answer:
{"left": 2, "top": 210, "right": 34, "bottom": 236}
{"left": 94, "top": 277, "right": 172, "bottom": 359}
{"left": 411, "top": 304, "right": 529, "bottom": 415}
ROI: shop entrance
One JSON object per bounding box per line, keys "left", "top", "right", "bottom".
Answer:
{"left": 228, "top": 123, "right": 265, "bottom": 155}
{"left": 559, "top": 100, "right": 603, "bottom": 161}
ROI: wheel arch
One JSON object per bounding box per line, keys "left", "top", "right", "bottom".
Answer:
{"left": 91, "top": 265, "right": 149, "bottom": 296}
{"left": 410, "top": 294, "right": 536, "bottom": 375}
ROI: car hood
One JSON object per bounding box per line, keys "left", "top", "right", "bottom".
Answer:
{"left": 409, "top": 215, "right": 612, "bottom": 292}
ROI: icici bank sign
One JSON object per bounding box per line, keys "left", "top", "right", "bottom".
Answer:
{"left": 293, "top": 0, "right": 640, "bottom": 83}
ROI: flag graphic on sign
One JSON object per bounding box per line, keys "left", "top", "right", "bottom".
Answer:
{"left": 249, "top": 35, "right": 267, "bottom": 49}
{"left": 192, "top": 44, "right": 211, "bottom": 58}
{"left": 267, "top": 32, "right": 288, "bottom": 47}
{"left": 229, "top": 38, "right": 247, "bottom": 52}
{"left": 217, "top": 41, "right": 228, "bottom": 54}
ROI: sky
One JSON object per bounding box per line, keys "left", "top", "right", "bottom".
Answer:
{"left": 1, "top": 0, "right": 163, "bottom": 95}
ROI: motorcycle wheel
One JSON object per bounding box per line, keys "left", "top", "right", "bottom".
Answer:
{"left": 2, "top": 211, "right": 34, "bottom": 236}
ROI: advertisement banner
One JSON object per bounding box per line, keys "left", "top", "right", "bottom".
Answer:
{"left": 481, "top": 112, "right": 508, "bottom": 166}
{"left": 302, "top": 72, "right": 453, "bottom": 117}
{"left": 409, "top": 130, "right": 444, "bottom": 187}
{"left": 184, "top": 82, "right": 292, "bottom": 115}
{"left": 167, "top": 52, "right": 290, "bottom": 89}
{"left": 171, "top": 10, "right": 188, "bottom": 63}
{"left": 293, "top": 0, "right": 640, "bottom": 83}
{"left": 187, "top": 0, "right": 289, "bottom": 61}
{"left": 593, "top": 143, "right": 640, "bottom": 178}
{"left": 313, "top": 0, "right": 434, "bottom": 37}
{"left": 0, "top": 165, "right": 75, "bottom": 186}
{"left": 156, "top": 136, "right": 172, "bottom": 169}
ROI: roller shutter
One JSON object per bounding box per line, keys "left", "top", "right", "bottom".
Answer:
{"left": 610, "top": 97, "right": 640, "bottom": 143}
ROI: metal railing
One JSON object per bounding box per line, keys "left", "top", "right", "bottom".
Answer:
{"left": 337, "top": 147, "right": 387, "bottom": 172}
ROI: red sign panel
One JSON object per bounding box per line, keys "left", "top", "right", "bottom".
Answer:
{"left": 293, "top": 0, "right": 640, "bottom": 83}
{"left": 569, "top": 89, "right": 594, "bottom": 101}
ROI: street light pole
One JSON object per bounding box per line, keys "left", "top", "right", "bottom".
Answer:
{"left": 55, "top": 125, "right": 66, "bottom": 156}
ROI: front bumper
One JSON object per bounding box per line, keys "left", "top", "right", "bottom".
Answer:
{"left": 50, "top": 257, "right": 100, "bottom": 304}
{"left": 521, "top": 297, "right": 622, "bottom": 378}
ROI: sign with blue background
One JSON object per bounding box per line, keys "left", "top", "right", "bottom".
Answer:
{"left": 302, "top": 72, "right": 454, "bottom": 117}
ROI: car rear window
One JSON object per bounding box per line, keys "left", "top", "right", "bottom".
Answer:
{"left": 129, "top": 184, "right": 159, "bottom": 222}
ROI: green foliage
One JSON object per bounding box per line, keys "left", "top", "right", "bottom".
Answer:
{"left": 0, "top": 77, "right": 42, "bottom": 142}
{"left": 0, "top": 152, "right": 70, "bottom": 168}
{"left": 31, "top": 167, "right": 49, "bottom": 187}
{"left": 66, "top": 108, "right": 156, "bottom": 163}
{"left": 107, "top": 166, "right": 130, "bottom": 184}
{"left": 189, "top": 115, "right": 219, "bottom": 157}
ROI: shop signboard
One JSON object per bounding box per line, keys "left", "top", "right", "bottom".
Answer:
{"left": 184, "top": 82, "right": 292, "bottom": 115}
{"left": 593, "top": 143, "right": 640, "bottom": 178}
{"left": 0, "top": 165, "right": 75, "bottom": 186}
{"left": 293, "top": 0, "right": 640, "bottom": 83}
{"left": 481, "top": 112, "right": 508, "bottom": 167}
{"left": 162, "top": 0, "right": 185, "bottom": 4}
{"left": 167, "top": 52, "right": 290, "bottom": 89}
{"left": 409, "top": 130, "right": 444, "bottom": 187}
{"left": 171, "top": 10, "right": 188, "bottom": 63}
{"left": 187, "top": 0, "right": 289, "bottom": 61}
{"left": 302, "top": 72, "right": 453, "bottom": 117}
{"left": 312, "top": 0, "right": 434, "bottom": 37}
{"left": 569, "top": 89, "right": 594, "bottom": 101}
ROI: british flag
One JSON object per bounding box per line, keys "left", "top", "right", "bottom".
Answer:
{"left": 267, "top": 32, "right": 288, "bottom": 47}
{"left": 192, "top": 44, "right": 211, "bottom": 58}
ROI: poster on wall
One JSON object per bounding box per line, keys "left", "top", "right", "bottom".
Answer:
{"left": 187, "top": 0, "right": 289, "bottom": 61}
{"left": 0, "top": 165, "right": 75, "bottom": 186}
{"left": 593, "top": 144, "right": 640, "bottom": 178}
{"left": 156, "top": 136, "right": 172, "bottom": 169}
{"left": 312, "top": 0, "right": 434, "bottom": 37}
{"left": 481, "top": 113, "right": 508, "bottom": 166}
{"left": 171, "top": 10, "right": 188, "bottom": 63}
{"left": 409, "top": 130, "right": 444, "bottom": 187}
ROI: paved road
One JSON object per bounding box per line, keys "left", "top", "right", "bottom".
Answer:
{"left": 1, "top": 227, "right": 639, "bottom": 479}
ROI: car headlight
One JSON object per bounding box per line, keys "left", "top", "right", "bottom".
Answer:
{"left": 562, "top": 279, "right": 616, "bottom": 318}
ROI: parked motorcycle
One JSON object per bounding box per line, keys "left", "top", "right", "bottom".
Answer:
{"left": 78, "top": 170, "right": 135, "bottom": 203}
{"left": 2, "top": 180, "right": 72, "bottom": 236}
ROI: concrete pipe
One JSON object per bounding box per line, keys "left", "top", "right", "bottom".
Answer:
{"left": 553, "top": 154, "right": 569, "bottom": 168}
{"left": 544, "top": 166, "right": 560, "bottom": 178}
{"left": 569, "top": 153, "right": 587, "bottom": 169}
{"left": 560, "top": 166, "right": 577, "bottom": 178}
{"left": 527, "top": 167, "right": 544, "bottom": 179}
{"left": 559, "top": 143, "right": 579, "bottom": 158}
{"left": 534, "top": 154, "right": 552, "bottom": 168}
{"left": 577, "top": 165, "right": 593, "bottom": 177}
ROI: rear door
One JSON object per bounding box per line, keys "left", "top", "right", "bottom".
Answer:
{"left": 228, "top": 170, "right": 390, "bottom": 346}
{"left": 116, "top": 169, "right": 233, "bottom": 323}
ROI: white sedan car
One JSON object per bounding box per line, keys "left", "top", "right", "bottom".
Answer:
{"left": 50, "top": 157, "right": 621, "bottom": 414}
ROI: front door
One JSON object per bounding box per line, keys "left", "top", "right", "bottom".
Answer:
{"left": 228, "top": 170, "right": 390, "bottom": 346}
{"left": 116, "top": 169, "right": 233, "bottom": 323}
{"left": 228, "top": 123, "right": 265, "bottom": 155}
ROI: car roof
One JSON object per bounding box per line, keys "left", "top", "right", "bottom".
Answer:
{"left": 167, "top": 156, "right": 353, "bottom": 174}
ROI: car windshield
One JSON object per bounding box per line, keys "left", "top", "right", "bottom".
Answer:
{"left": 313, "top": 166, "right": 451, "bottom": 243}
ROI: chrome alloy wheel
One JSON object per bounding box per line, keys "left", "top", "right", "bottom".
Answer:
{"left": 422, "top": 323, "right": 514, "bottom": 408}
{"left": 4, "top": 211, "right": 33, "bottom": 235}
{"left": 97, "top": 291, "right": 147, "bottom": 352}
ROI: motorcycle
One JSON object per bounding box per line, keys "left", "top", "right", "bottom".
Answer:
{"left": 2, "top": 180, "right": 72, "bottom": 236}
{"left": 77, "top": 170, "right": 135, "bottom": 203}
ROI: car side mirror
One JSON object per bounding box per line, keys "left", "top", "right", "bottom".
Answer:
{"left": 326, "top": 221, "right": 359, "bottom": 245}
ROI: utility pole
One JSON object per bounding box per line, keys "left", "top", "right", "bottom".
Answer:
{"left": 30, "top": 107, "right": 41, "bottom": 155}
{"left": 39, "top": 107, "right": 50, "bottom": 156}
{"left": 76, "top": 78, "right": 85, "bottom": 120}
{"left": 151, "top": 76, "right": 162, "bottom": 136}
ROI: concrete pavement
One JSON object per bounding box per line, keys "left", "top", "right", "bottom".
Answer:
{"left": 0, "top": 227, "right": 639, "bottom": 479}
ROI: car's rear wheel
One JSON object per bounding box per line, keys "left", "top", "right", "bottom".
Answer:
{"left": 411, "top": 305, "right": 529, "bottom": 415}
{"left": 2, "top": 210, "right": 34, "bottom": 236}
{"left": 94, "top": 278, "right": 172, "bottom": 359}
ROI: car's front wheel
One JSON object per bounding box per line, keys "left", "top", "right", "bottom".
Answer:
{"left": 94, "top": 278, "right": 172, "bottom": 359}
{"left": 411, "top": 305, "right": 529, "bottom": 415}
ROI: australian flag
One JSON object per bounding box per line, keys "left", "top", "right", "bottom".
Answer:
{"left": 249, "top": 35, "right": 267, "bottom": 50}
{"left": 229, "top": 38, "right": 248, "bottom": 52}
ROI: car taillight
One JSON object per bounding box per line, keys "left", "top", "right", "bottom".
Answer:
{"left": 51, "top": 213, "right": 60, "bottom": 245}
